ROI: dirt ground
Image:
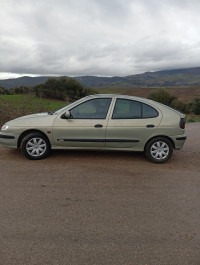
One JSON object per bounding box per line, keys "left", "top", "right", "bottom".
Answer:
{"left": 0, "top": 123, "right": 200, "bottom": 265}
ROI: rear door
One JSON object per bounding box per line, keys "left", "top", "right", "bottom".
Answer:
{"left": 106, "top": 98, "right": 162, "bottom": 149}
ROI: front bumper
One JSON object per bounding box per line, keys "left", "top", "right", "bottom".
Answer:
{"left": 0, "top": 132, "right": 19, "bottom": 148}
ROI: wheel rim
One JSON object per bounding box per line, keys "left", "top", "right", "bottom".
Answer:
{"left": 26, "top": 138, "right": 47, "bottom": 157}
{"left": 150, "top": 141, "right": 169, "bottom": 160}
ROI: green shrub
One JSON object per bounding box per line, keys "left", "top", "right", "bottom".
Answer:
{"left": 148, "top": 88, "right": 190, "bottom": 113}
{"left": 187, "top": 118, "right": 195, "bottom": 122}
{"left": 188, "top": 98, "right": 200, "bottom": 115}
{"left": 147, "top": 88, "right": 177, "bottom": 106}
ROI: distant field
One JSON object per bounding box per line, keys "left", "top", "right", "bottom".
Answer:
{"left": 96, "top": 86, "right": 200, "bottom": 103}
{"left": 0, "top": 94, "right": 67, "bottom": 111}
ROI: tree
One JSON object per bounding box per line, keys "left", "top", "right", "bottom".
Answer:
{"left": 0, "top": 86, "right": 10, "bottom": 95}
{"left": 34, "top": 77, "right": 97, "bottom": 101}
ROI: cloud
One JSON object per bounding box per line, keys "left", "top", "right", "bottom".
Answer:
{"left": 1, "top": 0, "right": 200, "bottom": 77}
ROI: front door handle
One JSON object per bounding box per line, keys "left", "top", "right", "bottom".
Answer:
{"left": 146, "top": 124, "right": 155, "bottom": 128}
{"left": 95, "top": 124, "right": 103, "bottom": 128}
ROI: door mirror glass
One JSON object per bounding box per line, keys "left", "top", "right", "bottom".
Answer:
{"left": 64, "top": 110, "right": 71, "bottom": 119}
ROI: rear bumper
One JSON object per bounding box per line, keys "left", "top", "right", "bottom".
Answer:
{"left": 171, "top": 134, "right": 187, "bottom": 149}
{"left": 176, "top": 136, "right": 187, "bottom": 141}
{"left": 0, "top": 132, "right": 19, "bottom": 148}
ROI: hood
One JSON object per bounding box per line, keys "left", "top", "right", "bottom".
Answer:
{"left": 12, "top": 112, "right": 49, "bottom": 121}
{"left": 6, "top": 112, "right": 56, "bottom": 127}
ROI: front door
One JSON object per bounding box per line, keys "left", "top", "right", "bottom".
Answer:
{"left": 53, "top": 98, "right": 112, "bottom": 148}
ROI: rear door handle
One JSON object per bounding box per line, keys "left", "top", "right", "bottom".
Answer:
{"left": 146, "top": 124, "right": 155, "bottom": 128}
{"left": 94, "top": 124, "right": 103, "bottom": 128}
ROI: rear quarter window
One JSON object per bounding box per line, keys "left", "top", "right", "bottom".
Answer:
{"left": 142, "top": 104, "right": 158, "bottom": 118}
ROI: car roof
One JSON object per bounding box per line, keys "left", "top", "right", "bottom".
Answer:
{"left": 87, "top": 94, "right": 144, "bottom": 99}
{"left": 87, "top": 94, "right": 156, "bottom": 104}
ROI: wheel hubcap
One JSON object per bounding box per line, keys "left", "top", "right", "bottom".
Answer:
{"left": 150, "top": 141, "right": 169, "bottom": 160}
{"left": 26, "top": 138, "right": 47, "bottom": 157}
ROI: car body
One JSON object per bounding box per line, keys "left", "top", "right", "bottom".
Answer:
{"left": 0, "top": 94, "right": 186, "bottom": 163}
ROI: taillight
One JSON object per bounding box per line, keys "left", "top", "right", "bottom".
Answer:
{"left": 180, "top": 118, "right": 185, "bottom": 129}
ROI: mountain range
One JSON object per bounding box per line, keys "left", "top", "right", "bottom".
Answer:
{"left": 1, "top": 67, "right": 200, "bottom": 89}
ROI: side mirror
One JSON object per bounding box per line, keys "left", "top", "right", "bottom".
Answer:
{"left": 64, "top": 110, "right": 71, "bottom": 119}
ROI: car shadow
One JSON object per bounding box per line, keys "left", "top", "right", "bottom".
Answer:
{"left": 50, "top": 149, "right": 145, "bottom": 161}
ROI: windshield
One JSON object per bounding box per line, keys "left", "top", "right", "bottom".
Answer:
{"left": 54, "top": 97, "right": 87, "bottom": 114}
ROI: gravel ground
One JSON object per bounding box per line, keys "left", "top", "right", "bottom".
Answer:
{"left": 0, "top": 123, "right": 200, "bottom": 265}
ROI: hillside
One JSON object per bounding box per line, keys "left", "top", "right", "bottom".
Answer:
{"left": 0, "top": 76, "right": 51, "bottom": 89}
{"left": 2, "top": 67, "right": 200, "bottom": 89}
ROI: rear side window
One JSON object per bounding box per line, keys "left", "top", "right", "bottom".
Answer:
{"left": 112, "top": 99, "right": 158, "bottom": 119}
{"left": 112, "top": 99, "right": 142, "bottom": 119}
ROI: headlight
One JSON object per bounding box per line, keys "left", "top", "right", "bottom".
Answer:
{"left": 1, "top": 124, "right": 9, "bottom": 131}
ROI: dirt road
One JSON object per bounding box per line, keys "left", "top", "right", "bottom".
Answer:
{"left": 0, "top": 123, "right": 200, "bottom": 265}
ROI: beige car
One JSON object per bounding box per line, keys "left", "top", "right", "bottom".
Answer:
{"left": 0, "top": 94, "right": 186, "bottom": 163}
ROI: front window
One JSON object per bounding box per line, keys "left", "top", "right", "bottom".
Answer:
{"left": 70, "top": 98, "right": 112, "bottom": 119}
{"left": 54, "top": 97, "right": 85, "bottom": 114}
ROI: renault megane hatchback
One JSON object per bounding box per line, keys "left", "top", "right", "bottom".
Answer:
{"left": 0, "top": 94, "right": 186, "bottom": 163}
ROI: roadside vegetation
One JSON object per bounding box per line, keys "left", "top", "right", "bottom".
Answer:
{"left": 0, "top": 78, "right": 200, "bottom": 127}
{"left": 186, "top": 115, "right": 200, "bottom": 122}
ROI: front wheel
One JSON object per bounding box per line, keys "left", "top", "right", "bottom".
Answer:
{"left": 21, "top": 132, "right": 50, "bottom": 160}
{"left": 145, "top": 137, "right": 173, "bottom": 163}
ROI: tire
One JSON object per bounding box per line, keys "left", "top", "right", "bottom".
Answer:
{"left": 21, "top": 132, "right": 50, "bottom": 160}
{"left": 145, "top": 137, "right": 173, "bottom": 163}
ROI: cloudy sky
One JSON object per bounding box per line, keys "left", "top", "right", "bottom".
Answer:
{"left": 1, "top": 0, "right": 200, "bottom": 79}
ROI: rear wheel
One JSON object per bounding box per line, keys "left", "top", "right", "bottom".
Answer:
{"left": 21, "top": 132, "right": 50, "bottom": 160}
{"left": 145, "top": 137, "right": 173, "bottom": 163}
